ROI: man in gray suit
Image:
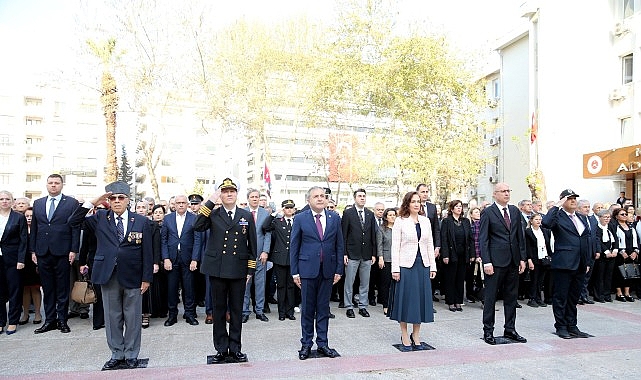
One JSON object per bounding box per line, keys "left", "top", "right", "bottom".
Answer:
{"left": 242, "top": 189, "right": 272, "bottom": 322}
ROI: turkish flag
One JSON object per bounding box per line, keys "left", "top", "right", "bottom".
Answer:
{"left": 263, "top": 162, "right": 272, "bottom": 197}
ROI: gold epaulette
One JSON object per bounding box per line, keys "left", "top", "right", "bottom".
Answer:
{"left": 200, "top": 204, "right": 211, "bottom": 217}
{"left": 248, "top": 259, "right": 257, "bottom": 269}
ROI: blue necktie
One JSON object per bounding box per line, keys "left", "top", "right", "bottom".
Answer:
{"left": 116, "top": 216, "right": 124, "bottom": 243}
{"left": 47, "top": 198, "right": 56, "bottom": 221}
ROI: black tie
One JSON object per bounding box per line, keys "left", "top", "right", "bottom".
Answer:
{"left": 287, "top": 219, "right": 292, "bottom": 228}
{"left": 358, "top": 210, "right": 364, "bottom": 227}
{"left": 503, "top": 207, "right": 511, "bottom": 230}
{"left": 228, "top": 210, "right": 233, "bottom": 221}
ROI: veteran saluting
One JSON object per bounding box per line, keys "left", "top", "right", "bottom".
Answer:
{"left": 194, "top": 178, "right": 257, "bottom": 364}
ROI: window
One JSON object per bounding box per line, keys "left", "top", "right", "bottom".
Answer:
{"left": 0, "top": 154, "right": 10, "bottom": 165}
{"left": 26, "top": 174, "right": 41, "bottom": 182}
{"left": 623, "top": 54, "right": 633, "bottom": 84}
{"left": 196, "top": 178, "right": 211, "bottom": 184}
{"left": 0, "top": 174, "right": 9, "bottom": 185}
{"left": 0, "top": 135, "right": 10, "bottom": 146}
{"left": 492, "top": 79, "right": 500, "bottom": 99}
{"left": 24, "top": 97, "right": 42, "bottom": 106}
{"left": 621, "top": 117, "right": 633, "bottom": 145}
{"left": 25, "top": 117, "right": 42, "bottom": 125}
{"left": 161, "top": 176, "right": 178, "bottom": 184}
{"left": 624, "top": 0, "right": 635, "bottom": 18}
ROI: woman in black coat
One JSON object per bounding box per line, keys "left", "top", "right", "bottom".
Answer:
{"left": 0, "top": 191, "right": 28, "bottom": 335}
{"left": 593, "top": 210, "right": 618, "bottom": 302}
{"left": 525, "top": 213, "right": 553, "bottom": 307}
{"left": 440, "top": 200, "right": 473, "bottom": 312}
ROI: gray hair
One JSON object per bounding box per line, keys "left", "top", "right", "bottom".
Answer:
{"left": 0, "top": 190, "right": 13, "bottom": 200}
{"left": 246, "top": 188, "right": 260, "bottom": 198}
{"left": 577, "top": 199, "right": 590, "bottom": 208}
{"left": 306, "top": 186, "right": 326, "bottom": 201}
{"left": 596, "top": 209, "right": 610, "bottom": 218}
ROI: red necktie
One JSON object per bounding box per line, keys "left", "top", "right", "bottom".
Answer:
{"left": 503, "top": 207, "right": 511, "bottom": 230}
{"left": 252, "top": 210, "right": 256, "bottom": 222}
{"left": 315, "top": 214, "right": 324, "bottom": 262}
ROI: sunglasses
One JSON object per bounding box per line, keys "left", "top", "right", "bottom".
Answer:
{"left": 619, "top": 213, "right": 628, "bottom": 217}
{"left": 109, "top": 195, "right": 128, "bottom": 201}
{"left": 327, "top": 206, "right": 335, "bottom": 209}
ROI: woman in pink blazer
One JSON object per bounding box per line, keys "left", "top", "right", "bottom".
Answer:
{"left": 389, "top": 191, "right": 437, "bottom": 351}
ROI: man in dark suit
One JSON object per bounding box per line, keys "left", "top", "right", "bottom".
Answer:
{"left": 479, "top": 182, "right": 527, "bottom": 345}
{"left": 417, "top": 184, "right": 441, "bottom": 309}
{"left": 341, "top": 188, "right": 377, "bottom": 318}
{"left": 79, "top": 181, "right": 154, "bottom": 370}
{"left": 31, "top": 174, "right": 83, "bottom": 334}
{"left": 543, "top": 189, "right": 593, "bottom": 339}
{"left": 162, "top": 194, "right": 202, "bottom": 326}
{"left": 265, "top": 199, "right": 297, "bottom": 320}
{"left": 291, "top": 186, "right": 344, "bottom": 360}
{"left": 576, "top": 199, "right": 599, "bottom": 305}
{"left": 193, "top": 178, "right": 257, "bottom": 364}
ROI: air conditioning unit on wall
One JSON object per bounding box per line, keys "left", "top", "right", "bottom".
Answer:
{"left": 489, "top": 136, "right": 501, "bottom": 146}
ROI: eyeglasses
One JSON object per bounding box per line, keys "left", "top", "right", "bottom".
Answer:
{"left": 109, "top": 195, "right": 128, "bottom": 201}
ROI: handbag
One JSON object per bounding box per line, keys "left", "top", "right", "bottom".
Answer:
{"left": 541, "top": 256, "right": 551, "bottom": 266}
{"left": 618, "top": 262, "right": 641, "bottom": 280}
{"left": 71, "top": 276, "right": 97, "bottom": 304}
{"left": 472, "top": 262, "right": 485, "bottom": 301}
{"left": 386, "top": 280, "right": 396, "bottom": 318}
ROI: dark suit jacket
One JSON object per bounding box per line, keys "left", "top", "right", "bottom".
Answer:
{"left": 265, "top": 216, "right": 293, "bottom": 266}
{"left": 161, "top": 211, "right": 202, "bottom": 263}
{"left": 595, "top": 225, "right": 618, "bottom": 258}
{"left": 542, "top": 206, "right": 593, "bottom": 270}
{"left": 290, "top": 209, "right": 344, "bottom": 279}
{"left": 341, "top": 206, "right": 377, "bottom": 261}
{"left": 525, "top": 227, "right": 553, "bottom": 261}
{"left": 82, "top": 210, "right": 154, "bottom": 288}
{"left": 193, "top": 202, "right": 257, "bottom": 279}
{"left": 479, "top": 203, "right": 526, "bottom": 267}
{"left": 30, "top": 194, "right": 83, "bottom": 256}
{"left": 0, "top": 210, "right": 28, "bottom": 265}
{"left": 424, "top": 202, "right": 441, "bottom": 248}
{"left": 440, "top": 216, "right": 473, "bottom": 262}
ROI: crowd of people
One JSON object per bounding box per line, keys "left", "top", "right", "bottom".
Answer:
{"left": 1, "top": 175, "right": 640, "bottom": 368}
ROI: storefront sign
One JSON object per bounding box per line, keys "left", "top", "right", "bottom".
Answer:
{"left": 583, "top": 145, "right": 641, "bottom": 178}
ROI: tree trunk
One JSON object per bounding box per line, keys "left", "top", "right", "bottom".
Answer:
{"left": 101, "top": 71, "right": 118, "bottom": 183}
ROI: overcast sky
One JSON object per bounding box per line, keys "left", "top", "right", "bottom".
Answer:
{"left": 0, "top": 0, "right": 527, "bottom": 87}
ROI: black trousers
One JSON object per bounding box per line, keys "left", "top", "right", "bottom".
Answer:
{"left": 529, "top": 261, "right": 551, "bottom": 302}
{"left": 551, "top": 268, "right": 584, "bottom": 329}
{"left": 38, "top": 252, "right": 71, "bottom": 323}
{"left": 443, "top": 258, "right": 467, "bottom": 305}
{"left": 167, "top": 257, "right": 196, "bottom": 318}
{"left": 210, "top": 276, "right": 246, "bottom": 354}
{"left": 378, "top": 262, "right": 392, "bottom": 308}
{"left": 274, "top": 264, "right": 295, "bottom": 317}
{"left": 482, "top": 265, "right": 519, "bottom": 333}
{"left": 369, "top": 263, "right": 381, "bottom": 303}
{"left": 0, "top": 258, "right": 23, "bottom": 326}
{"left": 593, "top": 258, "right": 615, "bottom": 301}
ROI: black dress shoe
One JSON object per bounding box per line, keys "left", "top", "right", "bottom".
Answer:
{"left": 593, "top": 298, "right": 605, "bottom": 303}
{"left": 80, "top": 312, "right": 90, "bottom": 319}
{"left": 164, "top": 317, "right": 177, "bottom": 326}
{"left": 298, "top": 345, "right": 312, "bottom": 360}
{"left": 18, "top": 317, "right": 29, "bottom": 325}
{"left": 329, "top": 312, "right": 335, "bottom": 319}
{"left": 537, "top": 300, "right": 547, "bottom": 307}
{"left": 337, "top": 302, "right": 346, "bottom": 308}
{"left": 358, "top": 308, "right": 370, "bottom": 317}
{"left": 58, "top": 321, "right": 71, "bottom": 333}
{"left": 577, "top": 299, "right": 585, "bottom": 305}
{"left": 241, "top": 314, "right": 249, "bottom": 323}
{"left": 68, "top": 311, "right": 80, "bottom": 319}
{"left": 102, "top": 358, "right": 124, "bottom": 370}
{"left": 256, "top": 313, "right": 269, "bottom": 322}
{"left": 515, "top": 302, "right": 522, "bottom": 308}
{"left": 287, "top": 314, "right": 296, "bottom": 320}
{"left": 93, "top": 324, "right": 105, "bottom": 330}
{"left": 231, "top": 351, "right": 248, "bottom": 362}
{"left": 317, "top": 346, "right": 339, "bottom": 358}
{"left": 346, "top": 309, "right": 355, "bottom": 318}
{"left": 330, "top": 296, "right": 340, "bottom": 302}
{"left": 625, "top": 295, "right": 635, "bottom": 302}
{"left": 483, "top": 332, "right": 496, "bottom": 345}
{"left": 210, "top": 352, "right": 227, "bottom": 364}
{"left": 616, "top": 295, "right": 627, "bottom": 302}
{"left": 556, "top": 328, "right": 571, "bottom": 339}
{"left": 527, "top": 300, "right": 539, "bottom": 308}
{"left": 197, "top": 301, "right": 205, "bottom": 307}
{"left": 186, "top": 317, "right": 199, "bottom": 325}
{"left": 268, "top": 297, "right": 278, "bottom": 304}
{"left": 584, "top": 298, "right": 595, "bottom": 304}
{"left": 504, "top": 330, "right": 527, "bottom": 343}
{"left": 263, "top": 305, "right": 271, "bottom": 314}
{"left": 125, "top": 358, "right": 139, "bottom": 368}
{"left": 205, "top": 314, "right": 213, "bottom": 324}
{"left": 279, "top": 315, "right": 286, "bottom": 321}
{"left": 432, "top": 294, "right": 440, "bottom": 302}
{"left": 568, "top": 327, "right": 590, "bottom": 338}
{"left": 369, "top": 300, "right": 376, "bottom": 306}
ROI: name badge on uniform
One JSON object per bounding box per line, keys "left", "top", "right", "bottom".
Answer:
{"left": 239, "top": 217, "right": 248, "bottom": 235}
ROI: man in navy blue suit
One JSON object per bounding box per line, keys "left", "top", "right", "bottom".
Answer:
{"left": 290, "top": 186, "right": 344, "bottom": 360}
{"left": 31, "top": 174, "right": 83, "bottom": 334}
{"left": 162, "top": 194, "right": 202, "bottom": 326}
{"left": 79, "top": 181, "right": 154, "bottom": 370}
{"left": 543, "top": 189, "right": 593, "bottom": 339}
